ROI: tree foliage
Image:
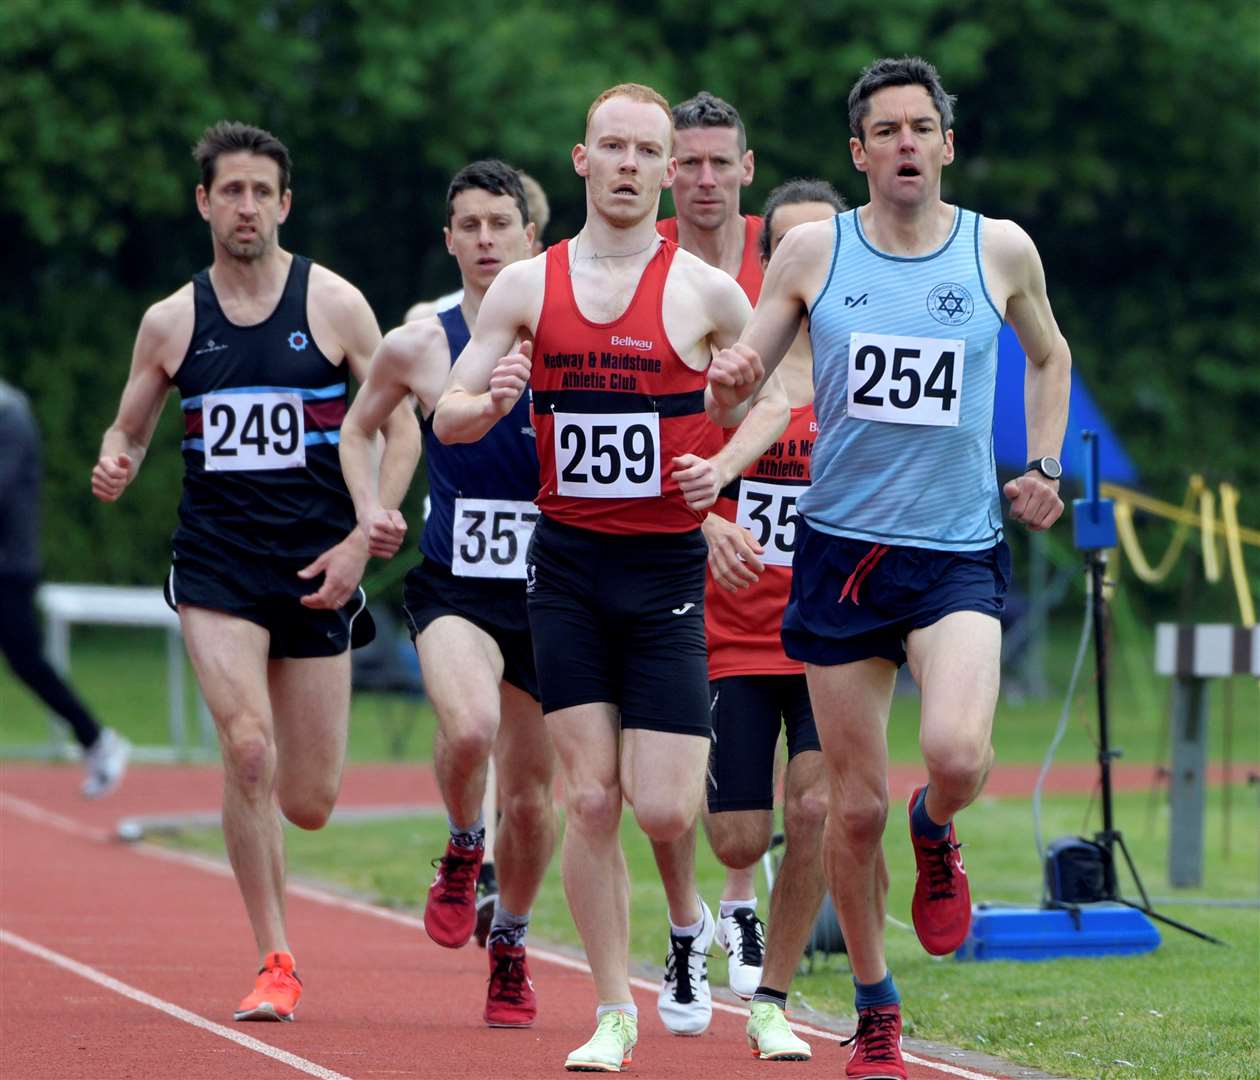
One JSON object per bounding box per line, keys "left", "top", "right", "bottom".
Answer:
{"left": 2, "top": 0, "right": 1256, "bottom": 583}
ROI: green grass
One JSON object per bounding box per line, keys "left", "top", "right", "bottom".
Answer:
{"left": 166, "top": 786, "right": 1260, "bottom": 1080}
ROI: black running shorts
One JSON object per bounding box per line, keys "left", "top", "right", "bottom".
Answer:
{"left": 401, "top": 557, "right": 538, "bottom": 701}
{"left": 706, "top": 673, "right": 820, "bottom": 813}
{"left": 525, "top": 515, "right": 710, "bottom": 737}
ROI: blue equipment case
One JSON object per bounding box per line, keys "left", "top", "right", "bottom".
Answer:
{"left": 955, "top": 904, "right": 1160, "bottom": 962}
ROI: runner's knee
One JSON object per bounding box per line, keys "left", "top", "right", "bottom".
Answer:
{"left": 709, "top": 829, "right": 768, "bottom": 870}
{"left": 832, "top": 788, "right": 887, "bottom": 847}
{"left": 920, "top": 736, "right": 992, "bottom": 800}
{"left": 633, "top": 798, "right": 694, "bottom": 844}
{"left": 498, "top": 781, "right": 553, "bottom": 832}
{"left": 784, "top": 786, "right": 828, "bottom": 845}
{"left": 440, "top": 713, "right": 497, "bottom": 768}
{"left": 219, "top": 720, "right": 274, "bottom": 792}
{"left": 566, "top": 782, "right": 621, "bottom": 836}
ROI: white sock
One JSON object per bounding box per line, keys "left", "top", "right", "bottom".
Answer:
{"left": 719, "top": 897, "right": 757, "bottom": 918}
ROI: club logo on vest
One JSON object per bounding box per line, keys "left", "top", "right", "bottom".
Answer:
{"left": 927, "top": 282, "right": 974, "bottom": 326}
{"left": 193, "top": 337, "right": 228, "bottom": 356}
{"left": 288, "top": 331, "right": 309, "bottom": 351}
{"left": 610, "top": 334, "right": 652, "bottom": 350}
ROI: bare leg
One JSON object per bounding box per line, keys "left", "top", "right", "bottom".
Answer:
{"left": 180, "top": 607, "right": 285, "bottom": 962}
{"left": 270, "top": 651, "right": 351, "bottom": 831}
{"left": 805, "top": 658, "right": 898, "bottom": 986}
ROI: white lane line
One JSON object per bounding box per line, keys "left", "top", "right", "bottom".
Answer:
{"left": 0, "top": 928, "right": 352, "bottom": 1080}
{"left": 0, "top": 792, "right": 110, "bottom": 841}
{"left": 3, "top": 792, "right": 1005, "bottom": 1080}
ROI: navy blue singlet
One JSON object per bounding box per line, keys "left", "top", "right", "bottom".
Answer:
{"left": 174, "top": 255, "right": 355, "bottom": 558}
{"left": 419, "top": 306, "right": 540, "bottom": 567}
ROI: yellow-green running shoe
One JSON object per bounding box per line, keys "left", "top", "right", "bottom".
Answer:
{"left": 565, "top": 1010, "right": 638, "bottom": 1072}
{"left": 746, "top": 1000, "right": 811, "bottom": 1061}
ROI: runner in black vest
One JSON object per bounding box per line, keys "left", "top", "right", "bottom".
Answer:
{"left": 91, "top": 121, "right": 420, "bottom": 1024}
{"left": 341, "top": 160, "right": 555, "bottom": 1029}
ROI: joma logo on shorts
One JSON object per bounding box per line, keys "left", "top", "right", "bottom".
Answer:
{"left": 610, "top": 334, "right": 652, "bottom": 350}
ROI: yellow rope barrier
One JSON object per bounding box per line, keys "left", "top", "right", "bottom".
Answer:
{"left": 1219, "top": 483, "right": 1256, "bottom": 627}
{"left": 1110, "top": 477, "right": 1201, "bottom": 584}
{"left": 1200, "top": 486, "right": 1220, "bottom": 584}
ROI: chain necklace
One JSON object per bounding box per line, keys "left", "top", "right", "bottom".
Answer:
{"left": 569, "top": 230, "right": 660, "bottom": 275}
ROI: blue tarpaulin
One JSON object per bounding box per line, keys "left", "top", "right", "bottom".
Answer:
{"left": 993, "top": 324, "right": 1138, "bottom": 485}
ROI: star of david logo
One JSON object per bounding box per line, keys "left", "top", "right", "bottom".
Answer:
{"left": 927, "top": 282, "right": 974, "bottom": 325}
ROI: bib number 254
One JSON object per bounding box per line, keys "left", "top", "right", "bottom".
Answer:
{"left": 847, "top": 332, "right": 965, "bottom": 427}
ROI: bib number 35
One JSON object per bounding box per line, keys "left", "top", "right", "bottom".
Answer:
{"left": 554, "top": 412, "right": 660, "bottom": 498}
{"left": 203, "top": 391, "right": 306, "bottom": 471}
{"left": 847, "top": 332, "right": 965, "bottom": 427}
{"left": 736, "top": 481, "right": 805, "bottom": 567}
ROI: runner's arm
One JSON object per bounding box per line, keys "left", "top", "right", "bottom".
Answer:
{"left": 433, "top": 260, "right": 537, "bottom": 444}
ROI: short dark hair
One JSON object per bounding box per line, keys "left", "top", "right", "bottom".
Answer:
{"left": 672, "top": 91, "right": 747, "bottom": 154}
{"left": 192, "top": 121, "right": 291, "bottom": 194}
{"left": 847, "top": 56, "right": 956, "bottom": 142}
{"left": 759, "top": 179, "right": 847, "bottom": 261}
{"left": 445, "top": 160, "right": 530, "bottom": 227}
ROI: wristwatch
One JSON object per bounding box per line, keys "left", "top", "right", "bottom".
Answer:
{"left": 1025, "top": 456, "right": 1063, "bottom": 481}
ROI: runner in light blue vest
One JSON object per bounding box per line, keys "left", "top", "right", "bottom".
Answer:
{"left": 705, "top": 57, "right": 1071, "bottom": 1079}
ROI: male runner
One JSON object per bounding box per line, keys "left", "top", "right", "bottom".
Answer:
{"left": 92, "top": 121, "right": 420, "bottom": 1022}
{"left": 657, "top": 91, "right": 762, "bottom": 303}
{"left": 406, "top": 171, "right": 551, "bottom": 322}
{"left": 702, "top": 179, "right": 847, "bottom": 1062}
{"left": 433, "top": 84, "right": 779, "bottom": 1072}
{"left": 340, "top": 159, "right": 556, "bottom": 1028}
{"left": 710, "top": 58, "right": 1071, "bottom": 1078}
{"left": 655, "top": 88, "right": 772, "bottom": 996}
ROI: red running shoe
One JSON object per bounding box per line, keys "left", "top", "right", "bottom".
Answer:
{"left": 234, "top": 951, "right": 302, "bottom": 1022}
{"left": 424, "top": 840, "right": 483, "bottom": 948}
{"left": 842, "top": 1004, "right": 905, "bottom": 1079}
{"left": 908, "top": 786, "right": 972, "bottom": 955}
{"left": 484, "top": 941, "right": 537, "bottom": 1027}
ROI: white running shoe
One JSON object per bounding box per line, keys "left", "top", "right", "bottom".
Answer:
{"left": 715, "top": 905, "right": 765, "bottom": 1000}
{"left": 81, "top": 728, "right": 130, "bottom": 799}
{"left": 657, "top": 899, "right": 714, "bottom": 1036}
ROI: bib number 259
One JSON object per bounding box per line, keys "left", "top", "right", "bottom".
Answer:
{"left": 554, "top": 412, "right": 660, "bottom": 498}
{"left": 847, "top": 332, "right": 965, "bottom": 427}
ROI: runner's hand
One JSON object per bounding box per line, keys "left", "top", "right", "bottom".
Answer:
{"left": 672, "top": 454, "right": 721, "bottom": 511}
{"left": 91, "top": 453, "right": 134, "bottom": 502}
{"left": 1003, "top": 473, "right": 1063, "bottom": 531}
{"left": 702, "top": 513, "right": 764, "bottom": 591}
{"left": 708, "top": 343, "right": 764, "bottom": 409}
{"left": 489, "top": 340, "right": 532, "bottom": 416}
{"left": 360, "top": 508, "right": 407, "bottom": 559}
{"left": 298, "top": 530, "right": 370, "bottom": 609}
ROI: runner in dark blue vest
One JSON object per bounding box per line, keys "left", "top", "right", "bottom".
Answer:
{"left": 92, "top": 121, "right": 420, "bottom": 1024}
{"left": 340, "top": 160, "right": 555, "bottom": 1029}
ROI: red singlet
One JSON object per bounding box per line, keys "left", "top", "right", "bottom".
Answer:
{"left": 531, "top": 238, "right": 711, "bottom": 535}
{"left": 656, "top": 215, "right": 764, "bottom": 304}
{"left": 706, "top": 404, "right": 816, "bottom": 677}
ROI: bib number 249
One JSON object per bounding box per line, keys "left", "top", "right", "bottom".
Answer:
{"left": 202, "top": 391, "right": 306, "bottom": 471}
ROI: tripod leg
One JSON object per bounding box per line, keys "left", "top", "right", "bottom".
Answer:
{"left": 1114, "top": 899, "right": 1225, "bottom": 946}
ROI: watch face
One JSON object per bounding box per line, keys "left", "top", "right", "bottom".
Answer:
{"left": 1040, "top": 457, "right": 1063, "bottom": 479}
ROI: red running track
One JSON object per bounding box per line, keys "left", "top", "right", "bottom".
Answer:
{"left": 3, "top": 762, "right": 1175, "bottom": 1080}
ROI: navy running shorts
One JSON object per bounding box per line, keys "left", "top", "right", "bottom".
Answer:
{"left": 165, "top": 533, "right": 375, "bottom": 659}
{"left": 782, "top": 518, "right": 1011, "bottom": 667}
{"left": 706, "top": 673, "right": 820, "bottom": 813}
{"left": 525, "top": 515, "right": 711, "bottom": 737}
{"left": 402, "top": 557, "right": 538, "bottom": 701}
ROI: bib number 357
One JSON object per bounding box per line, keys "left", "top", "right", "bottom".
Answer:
{"left": 554, "top": 412, "right": 660, "bottom": 498}
{"left": 452, "top": 499, "right": 538, "bottom": 579}
{"left": 847, "top": 332, "right": 965, "bottom": 427}
{"left": 202, "top": 391, "right": 306, "bottom": 471}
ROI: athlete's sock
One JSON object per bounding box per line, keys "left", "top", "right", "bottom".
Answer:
{"left": 596, "top": 1001, "right": 638, "bottom": 1021}
{"left": 719, "top": 897, "right": 757, "bottom": 918}
{"left": 669, "top": 904, "right": 706, "bottom": 939}
{"left": 752, "top": 985, "right": 788, "bottom": 1008}
{"left": 911, "top": 785, "right": 950, "bottom": 841}
{"left": 853, "top": 971, "right": 900, "bottom": 1009}
{"left": 448, "top": 813, "right": 486, "bottom": 850}
{"left": 487, "top": 903, "right": 529, "bottom": 948}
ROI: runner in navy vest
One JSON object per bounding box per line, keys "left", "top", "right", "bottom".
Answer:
{"left": 434, "top": 84, "right": 785, "bottom": 1072}
{"left": 91, "top": 121, "right": 420, "bottom": 1024}
{"left": 340, "top": 160, "right": 555, "bottom": 1029}
{"left": 710, "top": 59, "right": 1071, "bottom": 1079}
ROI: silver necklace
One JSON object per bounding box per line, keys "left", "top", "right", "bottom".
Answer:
{"left": 569, "top": 231, "right": 659, "bottom": 274}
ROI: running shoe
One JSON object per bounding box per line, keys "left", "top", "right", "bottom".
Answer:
{"left": 715, "top": 905, "right": 764, "bottom": 1000}
{"left": 746, "top": 1000, "right": 811, "bottom": 1060}
{"left": 908, "top": 786, "right": 971, "bottom": 955}
{"left": 841, "top": 1003, "right": 905, "bottom": 1079}
{"left": 234, "top": 951, "right": 301, "bottom": 1022}
{"left": 81, "top": 728, "right": 130, "bottom": 799}
{"left": 656, "top": 900, "right": 714, "bottom": 1036}
{"left": 474, "top": 861, "right": 499, "bottom": 949}
{"left": 565, "top": 1010, "right": 637, "bottom": 1072}
{"left": 423, "top": 839, "right": 483, "bottom": 948}
{"left": 484, "top": 940, "right": 537, "bottom": 1027}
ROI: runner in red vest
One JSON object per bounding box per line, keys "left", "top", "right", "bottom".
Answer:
{"left": 433, "top": 83, "right": 781, "bottom": 1073}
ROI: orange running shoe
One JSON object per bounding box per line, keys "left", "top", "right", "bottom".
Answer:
{"left": 234, "top": 951, "right": 302, "bottom": 1022}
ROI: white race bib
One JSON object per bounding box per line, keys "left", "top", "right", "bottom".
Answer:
{"left": 451, "top": 498, "right": 538, "bottom": 579}
{"left": 202, "top": 392, "right": 306, "bottom": 472}
{"left": 847, "top": 332, "right": 965, "bottom": 427}
{"left": 735, "top": 481, "right": 806, "bottom": 567}
{"left": 554, "top": 412, "right": 660, "bottom": 498}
